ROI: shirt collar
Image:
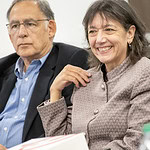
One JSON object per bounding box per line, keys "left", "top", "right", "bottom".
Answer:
{"left": 14, "top": 51, "right": 51, "bottom": 78}
{"left": 100, "top": 57, "right": 131, "bottom": 82}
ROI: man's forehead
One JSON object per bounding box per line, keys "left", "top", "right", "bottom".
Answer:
{"left": 9, "top": 2, "right": 44, "bottom": 22}
{"left": 9, "top": 18, "right": 37, "bottom": 24}
{"left": 10, "top": 1, "right": 40, "bottom": 16}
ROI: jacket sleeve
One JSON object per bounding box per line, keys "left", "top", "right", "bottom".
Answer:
{"left": 37, "top": 98, "right": 72, "bottom": 137}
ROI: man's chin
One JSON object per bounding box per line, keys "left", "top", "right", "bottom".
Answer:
{"left": 18, "top": 53, "right": 33, "bottom": 59}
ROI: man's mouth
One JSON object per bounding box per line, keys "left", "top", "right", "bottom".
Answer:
{"left": 18, "top": 43, "right": 32, "bottom": 47}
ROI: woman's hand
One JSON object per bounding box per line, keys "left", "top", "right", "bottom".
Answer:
{"left": 50, "top": 64, "right": 91, "bottom": 102}
{"left": 0, "top": 145, "right": 7, "bottom": 150}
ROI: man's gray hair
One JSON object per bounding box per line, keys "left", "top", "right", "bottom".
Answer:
{"left": 7, "top": 0, "right": 55, "bottom": 21}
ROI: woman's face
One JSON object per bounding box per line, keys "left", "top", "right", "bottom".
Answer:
{"left": 88, "top": 13, "right": 135, "bottom": 72}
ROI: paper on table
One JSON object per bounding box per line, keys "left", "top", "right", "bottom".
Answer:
{"left": 8, "top": 133, "right": 89, "bottom": 150}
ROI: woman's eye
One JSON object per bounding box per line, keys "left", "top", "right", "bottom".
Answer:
{"left": 88, "top": 30, "right": 98, "bottom": 37}
{"left": 104, "top": 28, "right": 116, "bottom": 34}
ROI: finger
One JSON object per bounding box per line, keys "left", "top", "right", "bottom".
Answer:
{"left": 75, "top": 68, "right": 91, "bottom": 83}
{"left": 51, "top": 72, "right": 79, "bottom": 91}
{"left": 64, "top": 65, "right": 91, "bottom": 83}
{"left": 63, "top": 76, "right": 80, "bottom": 88}
{"left": 66, "top": 65, "right": 91, "bottom": 77}
{"left": 63, "top": 70, "right": 88, "bottom": 87}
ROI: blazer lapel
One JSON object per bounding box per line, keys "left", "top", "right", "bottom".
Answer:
{"left": 22, "top": 47, "right": 58, "bottom": 140}
{"left": 0, "top": 66, "right": 16, "bottom": 113}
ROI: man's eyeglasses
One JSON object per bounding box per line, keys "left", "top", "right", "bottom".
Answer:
{"left": 6, "top": 19, "right": 49, "bottom": 34}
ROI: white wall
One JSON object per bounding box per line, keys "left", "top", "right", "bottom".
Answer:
{"left": 0, "top": 0, "right": 95, "bottom": 58}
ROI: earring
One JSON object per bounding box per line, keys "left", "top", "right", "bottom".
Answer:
{"left": 128, "top": 42, "right": 132, "bottom": 49}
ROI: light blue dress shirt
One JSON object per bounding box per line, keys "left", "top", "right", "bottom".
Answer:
{"left": 0, "top": 52, "right": 49, "bottom": 148}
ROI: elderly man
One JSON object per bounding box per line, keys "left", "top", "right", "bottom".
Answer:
{"left": 0, "top": 0, "right": 88, "bottom": 149}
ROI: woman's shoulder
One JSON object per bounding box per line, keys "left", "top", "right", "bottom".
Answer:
{"left": 132, "top": 57, "right": 150, "bottom": 77}
{"left": 135, "top": 57, "right": 150, "bottom": 69}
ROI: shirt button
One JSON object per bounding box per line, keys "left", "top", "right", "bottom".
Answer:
{"left": 25, "top": 77, "right": 28, "bottom": 81}
{"left": 4, "top": 127, "right": 7, "bottom": 131}
{"left": 14, "top": 116, "right": 18, "bottom": 119}
{"left": 101, "top": 84, "right": 105, "bottom": 90}
{"left": 21, "top": 98, "right": 25, "bottom": 102}
{"left": 94, "top": 109, "right": 99, "bottom": 115}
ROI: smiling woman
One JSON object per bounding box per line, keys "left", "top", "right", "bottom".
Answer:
{"left": 87, "top": 14, "right": 135, "bottom": 72}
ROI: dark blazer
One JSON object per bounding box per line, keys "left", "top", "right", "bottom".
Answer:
{"left": 0, "top": 42, "right": 88, "bottom": 142}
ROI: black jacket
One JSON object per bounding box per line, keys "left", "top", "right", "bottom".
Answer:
{"left": 0, "top": 42, "right": 88, "bottom": 142}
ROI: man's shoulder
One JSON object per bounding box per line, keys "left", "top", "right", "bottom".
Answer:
{"left": 0, "top": 53, "right": 19, "bottom": 72}
{"left": 53, "top": 42, "right": 86, "bottom": 53}
{"left": 0, "top": 53, "right": 19, "bottom": 63}
{"left": 52, "top": 42, "right": 88, "bottom": 63}
{"left": 50, "top": 42, "right": 89, "bottom": 70}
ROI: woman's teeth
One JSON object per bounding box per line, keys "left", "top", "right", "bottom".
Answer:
{"left": 98, "top": 46, "right": 112, "bottom": 52}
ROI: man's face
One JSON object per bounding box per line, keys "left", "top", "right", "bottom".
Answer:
{"left": 8, "top": 1, "right": 55, "bottom": 62}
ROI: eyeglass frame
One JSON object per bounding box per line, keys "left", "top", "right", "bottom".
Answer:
{"left": 6, "top": 18, "right": 49, "bottom": 34}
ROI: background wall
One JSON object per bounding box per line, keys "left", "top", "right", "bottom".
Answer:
{"left": 128, "top": 0, "right": 150, "bottom": 43}
{"left": 0, "top": 0, "right": 96, "bottom": 58}
{"left": 128, "top": 0, "right": 150, "bottom": 32}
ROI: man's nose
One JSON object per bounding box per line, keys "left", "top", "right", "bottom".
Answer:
{"left": 18, "top": 23, "right": 28, "bottom": 37}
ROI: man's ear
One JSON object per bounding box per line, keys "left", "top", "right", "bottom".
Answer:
{"left": 127, "top": 25, "right": 136, "bottom": 44}
{"left": 9, "top": 33, "right": 14, "bottom": 45}
{"left": 48, "top": 20, "right": 56, "bottom": 39}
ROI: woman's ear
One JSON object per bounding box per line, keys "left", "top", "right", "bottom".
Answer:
{"left": 127, "top": 25, "right": 136, "bottom": 44}
{"left": 48, "top": 20, "right": 56, "bottom": 39}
